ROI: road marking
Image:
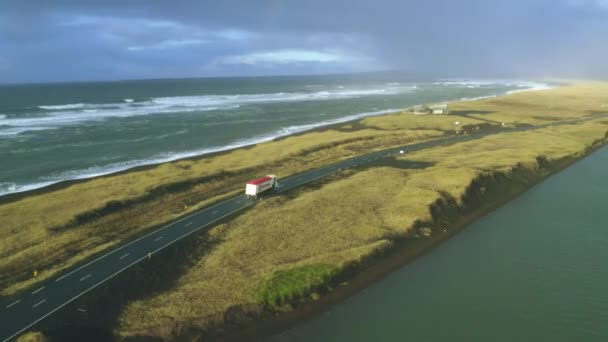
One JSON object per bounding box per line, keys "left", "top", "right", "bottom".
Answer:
{"left": 80, "top": 274, "right": 91, "bottom": 282}
{"left": 154, "top": 236, "right": 163, "bottom": 242}
{"left": 32, "top": 299, "right": 46, "bottom": 308}
{"left": 31, "top": 286, "right": 45, "bottom": 295}
{"left": 5, "top": 300, "right": 20, "bottom": 309}
{"left": 212, "top": 210, "right": 218, "bottom": 215}
{"left": 53, "top": 197, "right": 231, "bottom": 283}
{"left": 119, "top": 253, "right": 130, "bottom": 260}
{"left": 185, "top": 222, "right": 193, "bottom": 227}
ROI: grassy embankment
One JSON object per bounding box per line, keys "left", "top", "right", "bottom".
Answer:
{"left": 110, "top": 83, "right": 608, "bottom": 339}
{"left": 1, "top": 103, "right": 482, "bottom": 296}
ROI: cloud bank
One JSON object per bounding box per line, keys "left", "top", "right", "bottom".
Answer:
{"left": 1, "top": 0, "right": 607, "bottom": 83}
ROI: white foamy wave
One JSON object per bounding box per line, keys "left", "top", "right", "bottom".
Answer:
{"left": 437, "top": 79, "right": 553, "bottom": 93}
{"left": 460, "top": 95, "right": 498, "bottom": 101}
{"left": 1, "top": 86, "right": 415, "bottom": 137}
{"left": 38, "top": 103, "right": 86, "bottom": 110}
{"left": 0, "top": 181, "right": 56, "bottom": 197}
{"left": 436, "top": 80, "right": 503, "bottom": 87}
{"left": 3, "top": 107, "right": 403, "bottom": 196}
{"left": 0, "top": 114, "right": 5, "bottom": 120}
{"left": 151, "top": 86, "right": 414, "bottom": 108}
{"left": 506, "top": 82, "right": 553, "bottom": 94}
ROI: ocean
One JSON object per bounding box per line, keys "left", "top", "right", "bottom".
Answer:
{"left": 0, "top": 74, "right": 550, "bottom": 197}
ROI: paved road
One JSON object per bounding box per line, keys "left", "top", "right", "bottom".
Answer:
{"left": 1, "top": 115, "right": 606, "bottom": 341}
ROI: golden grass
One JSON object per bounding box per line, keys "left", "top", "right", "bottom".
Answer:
{"left": 0, "top": 116, "right": 458, "bottom": 294}
{"left": 117, "top": 114, "right": 608, "bottom": 338}
{"left": 449, "top": 82, "right": 608, "bottom": 125}
{"left": 118, "top": 122, "right": 608, "bottom": 336}
{"left": 15, "top": 332, "right": 49, "bottom": 342}
{"left": 2, "top": 82, "right": 607, "bottom": 299}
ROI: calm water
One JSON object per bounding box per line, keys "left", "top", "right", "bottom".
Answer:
{"left": 267, "top": 147, "right": 608, "bottom": 341}
{"left": 0, "top": 74, "right": 546, "bottom": 196}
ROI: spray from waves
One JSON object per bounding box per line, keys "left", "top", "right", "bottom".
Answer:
{"left": 1, "top": 107, "right": 403, "bottom": 197}
{"left": 0, "top": 114, "right": 5, "bottom": 120}
{"left": 0, "top": 85, "right": 416, "bottom": 137}
{"left": 38, "top": 103, "right": 87, "bottom": 110}
{"left": 460, "top": 95, "right": 498, "bottom": 101}
{"left": 436, "top": 79, "right": 552, "bottom": 91}
{"left": 506, "top": 82, "right": 553, "bottom": 94}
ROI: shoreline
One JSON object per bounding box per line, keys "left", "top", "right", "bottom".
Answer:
{"left": 6, "top": 81, "right": 607, "bottom": 341}
{"left": 0, "top": 83, "right": 555, "bottom": 205}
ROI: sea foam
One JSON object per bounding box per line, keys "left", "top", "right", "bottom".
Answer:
{"left": 3, "top": 107, "right": 402, "bottom": 196}
{"left": 2, "top": 85, "right": 416, "bottom": 136}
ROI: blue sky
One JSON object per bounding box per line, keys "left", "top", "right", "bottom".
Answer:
{"left": 1, "top": 0, "right": 608, "bottom": 83}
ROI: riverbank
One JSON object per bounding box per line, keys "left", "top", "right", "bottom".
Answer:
{"left": 221, "top": 141, "right": 600, "bottom": 342}
{"left": 110, "top": 112, "right": 608, "bottom": 341}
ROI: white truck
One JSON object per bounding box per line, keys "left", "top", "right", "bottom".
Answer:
{"left": 245, "top": 175, "right": 279, "bottom": 199}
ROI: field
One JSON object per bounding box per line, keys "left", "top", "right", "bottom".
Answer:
{"left": 116, "top": 120, "right": 608, "bottom": 338}
{"left": 0, "top": 112, "right": 459, "bottom": 295}
{"left": 2, "top": 82, "right": 608, "bottom": 339}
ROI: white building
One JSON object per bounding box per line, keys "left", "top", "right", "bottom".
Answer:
{"left": 430, "top": 103, "right": 449, "bottom": 115}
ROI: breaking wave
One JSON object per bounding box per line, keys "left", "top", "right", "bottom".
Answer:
{"left": 0, "top": 85, "right": 415, "bottom": 137}
{"left": 0, "top": 107, "right": 401, "bottom": 197}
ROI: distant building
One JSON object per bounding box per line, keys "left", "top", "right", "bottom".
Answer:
{"left": 430, "top": 103, "right": 449, "bottom": 115}
{"left": 411, "top": 103, "right": 450, "bottom": 115}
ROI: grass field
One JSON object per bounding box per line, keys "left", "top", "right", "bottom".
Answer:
{"left": 0, "top": 104, "right": 483, "bottom": 296}
{"left": 0, "top": 80, "right": 608, "bottom": 302}
{"left": 113, "top": 84, "right": 608, "bottom": 339}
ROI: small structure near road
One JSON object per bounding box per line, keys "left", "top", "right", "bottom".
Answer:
{"left": 430, "top": 103, "right": 450, "bottom": 115}
{"left": 412, "top": 103, "right": 450, "bottom": 115}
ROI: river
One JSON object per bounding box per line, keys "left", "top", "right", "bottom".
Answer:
{"left": 266, "top": 147, "right": 608, "bottom": 341}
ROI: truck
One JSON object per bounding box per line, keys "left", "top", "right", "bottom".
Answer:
{"left": 245, "top": 175, "right": 279, "bottom": 199}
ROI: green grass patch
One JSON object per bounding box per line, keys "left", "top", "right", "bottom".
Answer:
{"left": 258, "top": 263, "right": 339, "bottom": 306}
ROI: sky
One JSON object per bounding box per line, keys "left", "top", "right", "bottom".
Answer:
{"left": 1, "top": 0, "right": 608, "bottom": 83}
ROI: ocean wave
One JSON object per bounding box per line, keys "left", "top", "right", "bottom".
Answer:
{"left": 506, "top": 82, "right": 553, "bottom": 94}
{"left": 1, "top": 86, "right": 415, "bottom": 137}
{"left": 1, "top": 107, "right": 403, "bottom": 196}
{"left": 460, "top": 95, "right": 498, "bottom": 101}
{"left": 433, "top": 79, "right": 551, "bottom": 91}
{"left": 0, "top": 181, "right": 56, "bottom": 197}
{"left": 0, "top": 114, "right": 5, "bottom": 120}
{"left": 38, "top": 103, "right": 86, "bottom": 110}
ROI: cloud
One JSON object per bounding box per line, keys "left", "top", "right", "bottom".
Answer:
{"left": 219, "top": 49, "right": 364, "bottom": 65}
{"left": 215, "top": 29, "right": 258, "bottom": 41}
{"left": 564, "top": 0, "right": 608, "bottom": 9}
{"left": 127, "top": 39, "right": 209, "bottom": 51}
{"left": 1, "top": 0, "right": 608, "bottom": 83}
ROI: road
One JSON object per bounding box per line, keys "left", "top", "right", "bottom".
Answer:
{"left": 1, "top": 114, "right": 606, "bottom": 341}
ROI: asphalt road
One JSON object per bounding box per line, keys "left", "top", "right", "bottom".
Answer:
{"left": 1, "top": 114, "right": 606, "bottom": 341}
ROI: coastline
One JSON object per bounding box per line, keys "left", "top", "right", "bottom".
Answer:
{"left": 0, "top": 82, "right": 555, "bottom": 204}
{"left": 34, "top": 123, "right": 604, "bottom": 342}
{"left": 5, "top": 81, "right": 608, "bottom": 341}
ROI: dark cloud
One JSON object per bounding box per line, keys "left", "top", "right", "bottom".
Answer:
{"left": 1, "top": 0, "right": 607, "bottom": 83}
